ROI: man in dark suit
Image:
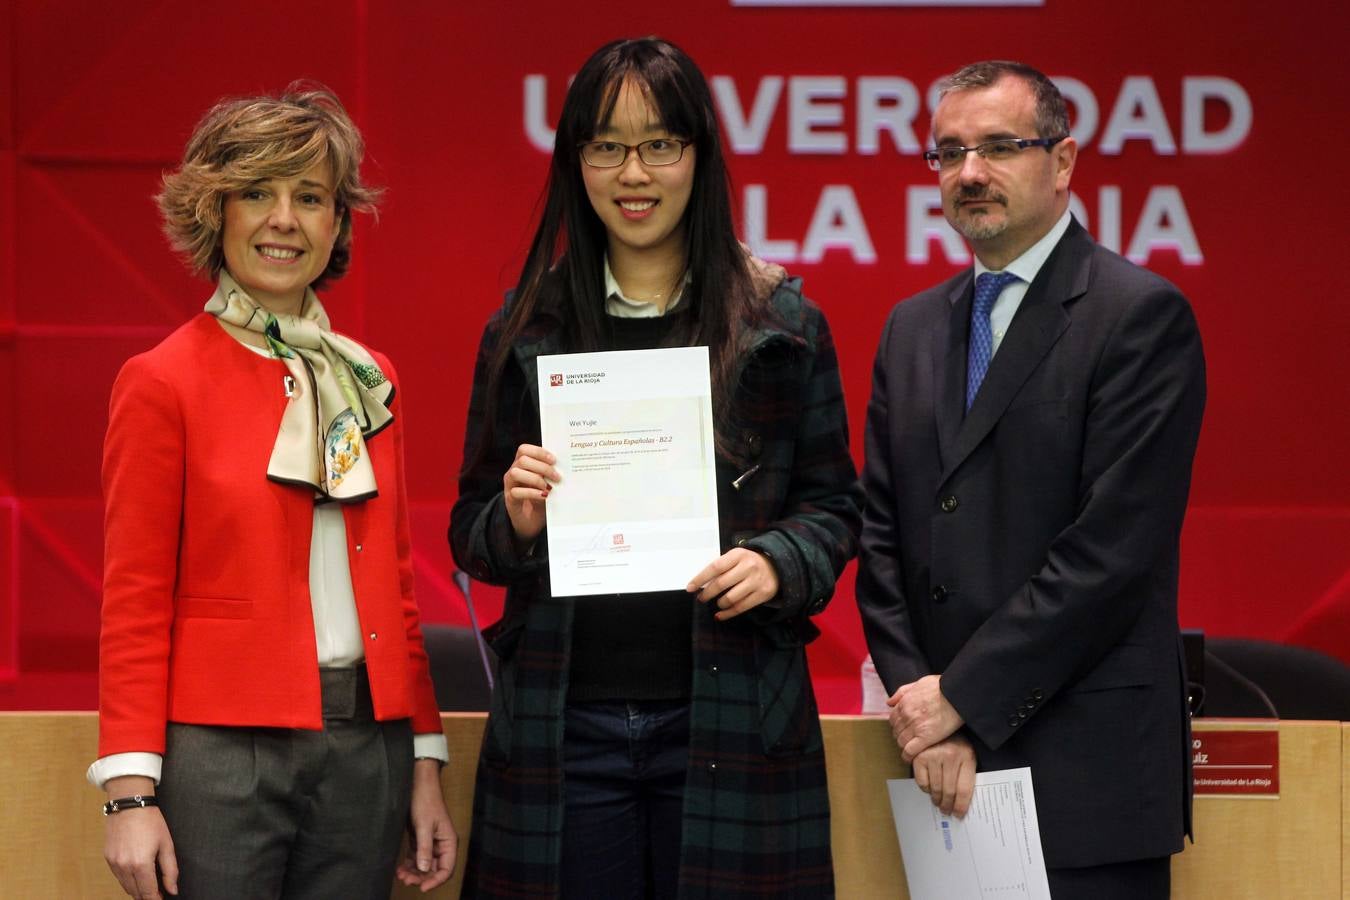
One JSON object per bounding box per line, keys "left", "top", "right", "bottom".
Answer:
{"left": 857, "top": 60, "right": 1205, "bottom": 898}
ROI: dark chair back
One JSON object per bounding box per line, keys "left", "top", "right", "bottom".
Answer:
{"left": 1203, "top": 638, "right": 1350, "bottom": 720}
{"left": 423, "top": 624, "right": 496, "bottom": 712}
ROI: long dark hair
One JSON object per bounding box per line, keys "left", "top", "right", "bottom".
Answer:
{"left": 476, "top": 37, "right": 773, "bottom": 465}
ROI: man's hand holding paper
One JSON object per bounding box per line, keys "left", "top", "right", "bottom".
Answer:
{"left": 910, "top": 733, "right": 977, "bottom": 818}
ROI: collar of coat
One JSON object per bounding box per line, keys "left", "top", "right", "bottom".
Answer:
{"left": 509, "top": 255, "right": 808, "bottom": 406}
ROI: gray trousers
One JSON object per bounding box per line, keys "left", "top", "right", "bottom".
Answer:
{"left": 158, "top": 666, "right": 413, "bottom": 900}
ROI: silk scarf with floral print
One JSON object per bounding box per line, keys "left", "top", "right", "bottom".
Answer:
{"left": 206, "top": 272, "right": 393, "bottom": 502}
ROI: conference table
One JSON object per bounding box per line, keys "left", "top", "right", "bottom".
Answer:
{"left": 2, "top": 714, "right": 1343, "bottom": 898}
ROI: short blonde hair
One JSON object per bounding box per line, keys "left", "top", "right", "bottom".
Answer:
{"left": 157, "top": 82, "right": 380, "bottom": 286}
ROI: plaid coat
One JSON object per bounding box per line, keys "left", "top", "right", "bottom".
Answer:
{"left": 450, "top": 268, "right": 862, "bottom": 899}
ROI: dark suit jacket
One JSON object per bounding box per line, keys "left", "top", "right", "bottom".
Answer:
{"left": 858, "top": 219, "right": 1205, "bottom": 868}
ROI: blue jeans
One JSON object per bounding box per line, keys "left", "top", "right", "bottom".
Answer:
{"left": 560, "top": 700, "right": 690, "bottom": 899}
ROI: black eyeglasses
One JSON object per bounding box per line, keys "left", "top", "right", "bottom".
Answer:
{"left": 578, "top": 139, "right": 693, "bottom": 168}
{"left": 923, "top": 136, "right": 1068, "bottom": 171}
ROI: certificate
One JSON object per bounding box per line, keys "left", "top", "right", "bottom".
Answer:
{"left": 887, "top": 767, "right": 1051, "bottom": 900}
{"left": 537, "top": 347, "right": 721, "bottom": 596}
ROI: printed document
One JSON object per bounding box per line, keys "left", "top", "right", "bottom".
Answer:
{"left": 537, "top": 347, "right": 721, "bottom": 596}
{"left": 888, "top": 767, "right": 1050, "bottom": 900}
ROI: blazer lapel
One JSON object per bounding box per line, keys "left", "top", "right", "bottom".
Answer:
{"left": 934, "top": 272, "right": 974, "bottom": 473}
{"left": 941, "top": 222, "right": 1092, "bottom": 483}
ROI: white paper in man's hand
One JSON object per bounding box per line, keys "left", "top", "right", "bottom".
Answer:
{"left": 888, "top": 767, "right": 1050, "bottom": 900}
{"left": 538, "top": 347, "right": 721, "bottom": 596}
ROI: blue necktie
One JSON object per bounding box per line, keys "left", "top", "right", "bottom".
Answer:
{"left": 966, "top": 271, "right": 1019, "bottom": 411}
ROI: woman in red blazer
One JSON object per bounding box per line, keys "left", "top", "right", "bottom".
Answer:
{"left": 89, "top": 84, "right": 455, "bottom": 899}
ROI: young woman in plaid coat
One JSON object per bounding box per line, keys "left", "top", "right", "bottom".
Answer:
{"left": 450, "top": 37, "right": 862, "bottom": 899}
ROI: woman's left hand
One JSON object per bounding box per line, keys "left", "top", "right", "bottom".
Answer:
{"left": 396, "top": 759, "right": 458, "bottom": 893}
{"left": 687, "top": 547, "right": 780, "bottom": 621}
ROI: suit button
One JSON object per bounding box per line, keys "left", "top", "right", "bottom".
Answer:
{"left": 931, "top": 585, "right": 948, "bottom": 603}
{"left": 745, "top": 432, "right": 763, "bottom": 458}
{"left": 354, "top": 543, "right": 363, "bottom": 552}
{"left": 709, "top": 665, "right": 719, "bottom": 677}
{"left": 1008, "top": 715, "right": 1020, "bottom": 727}
{"left": 940, "top": 496, "right": 958, "bottom": 513}
{"left": 369, "top": 632, "right": 377, "bottom": 640}
{"left": 1032, "top": 689, "right": 1044, "bottom": 701}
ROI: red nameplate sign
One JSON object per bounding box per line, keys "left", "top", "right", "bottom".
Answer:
{"left": 1192, "top": 729, "right": 1279, "bottom": 797}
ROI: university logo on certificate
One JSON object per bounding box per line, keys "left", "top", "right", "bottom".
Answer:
{"left": 537, "top": 347, "right": 722, "bottom": 596}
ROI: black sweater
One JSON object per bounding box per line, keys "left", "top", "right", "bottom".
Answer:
{"left": 567, "top": 310, "right": 697, "bottom": 702}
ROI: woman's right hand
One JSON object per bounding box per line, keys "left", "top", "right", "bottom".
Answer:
{"left": 503, "top": 444, "right": 560, "bottom": 545}
{"left": 104, "top": 777, "right": 178, "bottom": 898}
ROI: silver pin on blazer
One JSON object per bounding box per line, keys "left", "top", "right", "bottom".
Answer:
{"left": 731, "top": 464, "right": 761, "bottom": 491}
{"left": 283, "top": 375, "right": 297, "bottom": 398}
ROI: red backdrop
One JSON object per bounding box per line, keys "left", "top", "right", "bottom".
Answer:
{"left": 2, "top": 0, "right": 1347, "bottom": 712}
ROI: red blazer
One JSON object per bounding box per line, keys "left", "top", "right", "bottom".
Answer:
{"left": 98, "top": 314, "right": 441, "bottom": 757}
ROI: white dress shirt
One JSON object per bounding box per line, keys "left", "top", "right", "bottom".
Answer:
{"left": 972, "top": 210, "right": 1073, "bottom": 356}
{"left": 603, "top": 256, "right": 688, "bottom": 317}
